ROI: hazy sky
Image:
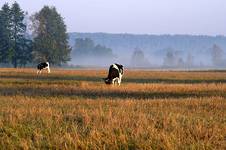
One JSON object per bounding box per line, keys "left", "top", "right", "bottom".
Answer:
{"left": 1, "top": 0, "right": 226, "bottom": 35}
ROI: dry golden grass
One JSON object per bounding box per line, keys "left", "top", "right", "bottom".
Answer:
{"left": 0, "top": 68, "right": 226, "bottom": 149}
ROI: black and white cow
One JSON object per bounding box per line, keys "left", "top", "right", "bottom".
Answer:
{"left": 104, "top": 63, "right": 124, "bottom": 85}
{"left": 37, "top": 62, "right": 50, "bottom": 74}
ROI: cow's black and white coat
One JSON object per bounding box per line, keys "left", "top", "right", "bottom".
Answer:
{"left": 37, "top": 62, "right": 50, "bottom": 74}
{"left": 104, "top": 63, "right": 124, "bottom": 85}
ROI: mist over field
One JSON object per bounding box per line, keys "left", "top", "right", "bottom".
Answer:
{"left": 69, "top": 33, "right": 226, "bottom": 69}
{"left": 0, "top": 1, "right": 226, "bottom": 69}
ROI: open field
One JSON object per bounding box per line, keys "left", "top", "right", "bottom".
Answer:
{"left": 0, "top": 68, "right": 226, "bottom": 149}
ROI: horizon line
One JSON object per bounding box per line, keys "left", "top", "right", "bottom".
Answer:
{"left": 68, "top": 32, "right": 226, "bottom": 37}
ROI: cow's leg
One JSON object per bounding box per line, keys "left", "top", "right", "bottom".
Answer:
{"left": 112, "top": 78, "right": 115, "bottom": 85}
{"left": 113, "top": 78, "right": 118, "bottom": 85}
{"left": 37, "top": 69, "right": 41, "bottom": 74}
{"left": 47, "top": 66, "right": 50, "bottom": 73}
{"left": 112, "top": 78, "right": 120, "bottom": 86}
{"left": 115, "top": 78, "right": 118, "bottom": 84}
{"left": 118, "top": 74, "right": 122, "bottom": 86}
{"left": 116, "top": 77, "right": 120, "bottom": 86}
{"left": 43, "top": 67, "right": 50, "bottom": 74}
{"left": 117, "top": 79, "right": 121, "bottom": 86}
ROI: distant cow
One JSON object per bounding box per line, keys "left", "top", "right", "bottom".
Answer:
{"left": 104, "top": 63, "right": 124, "bottom": 85}
{"left": 37, "top": 62, "right": 50, "bottom": 74}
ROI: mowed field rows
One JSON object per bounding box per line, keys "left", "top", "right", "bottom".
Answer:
{"left": 0, "top": 68, "right": 226, "bottom": 149}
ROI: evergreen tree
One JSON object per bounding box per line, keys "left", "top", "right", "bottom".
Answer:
{"left": 0, "top": 3, "right": 12, "bottom": 64}
{"left": 32, "top": 6, "right": 71, "bottom": 65}
{"left": 10, "top": 2, "right": 31, "bottom": 68}
{"left": 73, "top": 38, "right": 95, "bottom": 56}
{"left": 73, "top": 38, "right": 114, "bottom": 57}
{"left": 93, "top": 44, "right": 113, "bottom": 57}
{"left": 17, "top": 38, "right": 33, "bottom": 67}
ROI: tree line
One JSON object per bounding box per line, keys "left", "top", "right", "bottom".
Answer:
{"left": 72, "top": 38, "right": 115, "bottom": 58}
{"left": 0, "top": 2, "right": 71, "bottom": 67}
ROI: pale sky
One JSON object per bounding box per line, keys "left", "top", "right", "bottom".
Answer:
{"left": 1, "top": 0, "right": 226, "bottom": 35}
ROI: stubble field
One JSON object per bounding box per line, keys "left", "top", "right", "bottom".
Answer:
{"left": 0, "top": 68, "right": 226, "bottom": 149}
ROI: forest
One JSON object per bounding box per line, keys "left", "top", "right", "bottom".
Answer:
{"left": 0, "top": 2, "right": 71, "bottom": 67}
{"left": 69, "top": 32, "right": 226, "bottom": 68}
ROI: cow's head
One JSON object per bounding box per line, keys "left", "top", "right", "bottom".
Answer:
{"left": 103, "top": 78, "right": 112, "bottom": 84}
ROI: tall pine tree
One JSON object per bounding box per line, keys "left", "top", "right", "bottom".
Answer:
{"left": 0, "top": 3, "right": 12, "bottom": 64}
{"left": 11, "top": 2, "right": 32, "bottom": 68}
{"left": 32, "top": 6, "right": 71, "bottom": 65}
{"left": 0, "top": 2, "right": 32, "bottom": 67}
